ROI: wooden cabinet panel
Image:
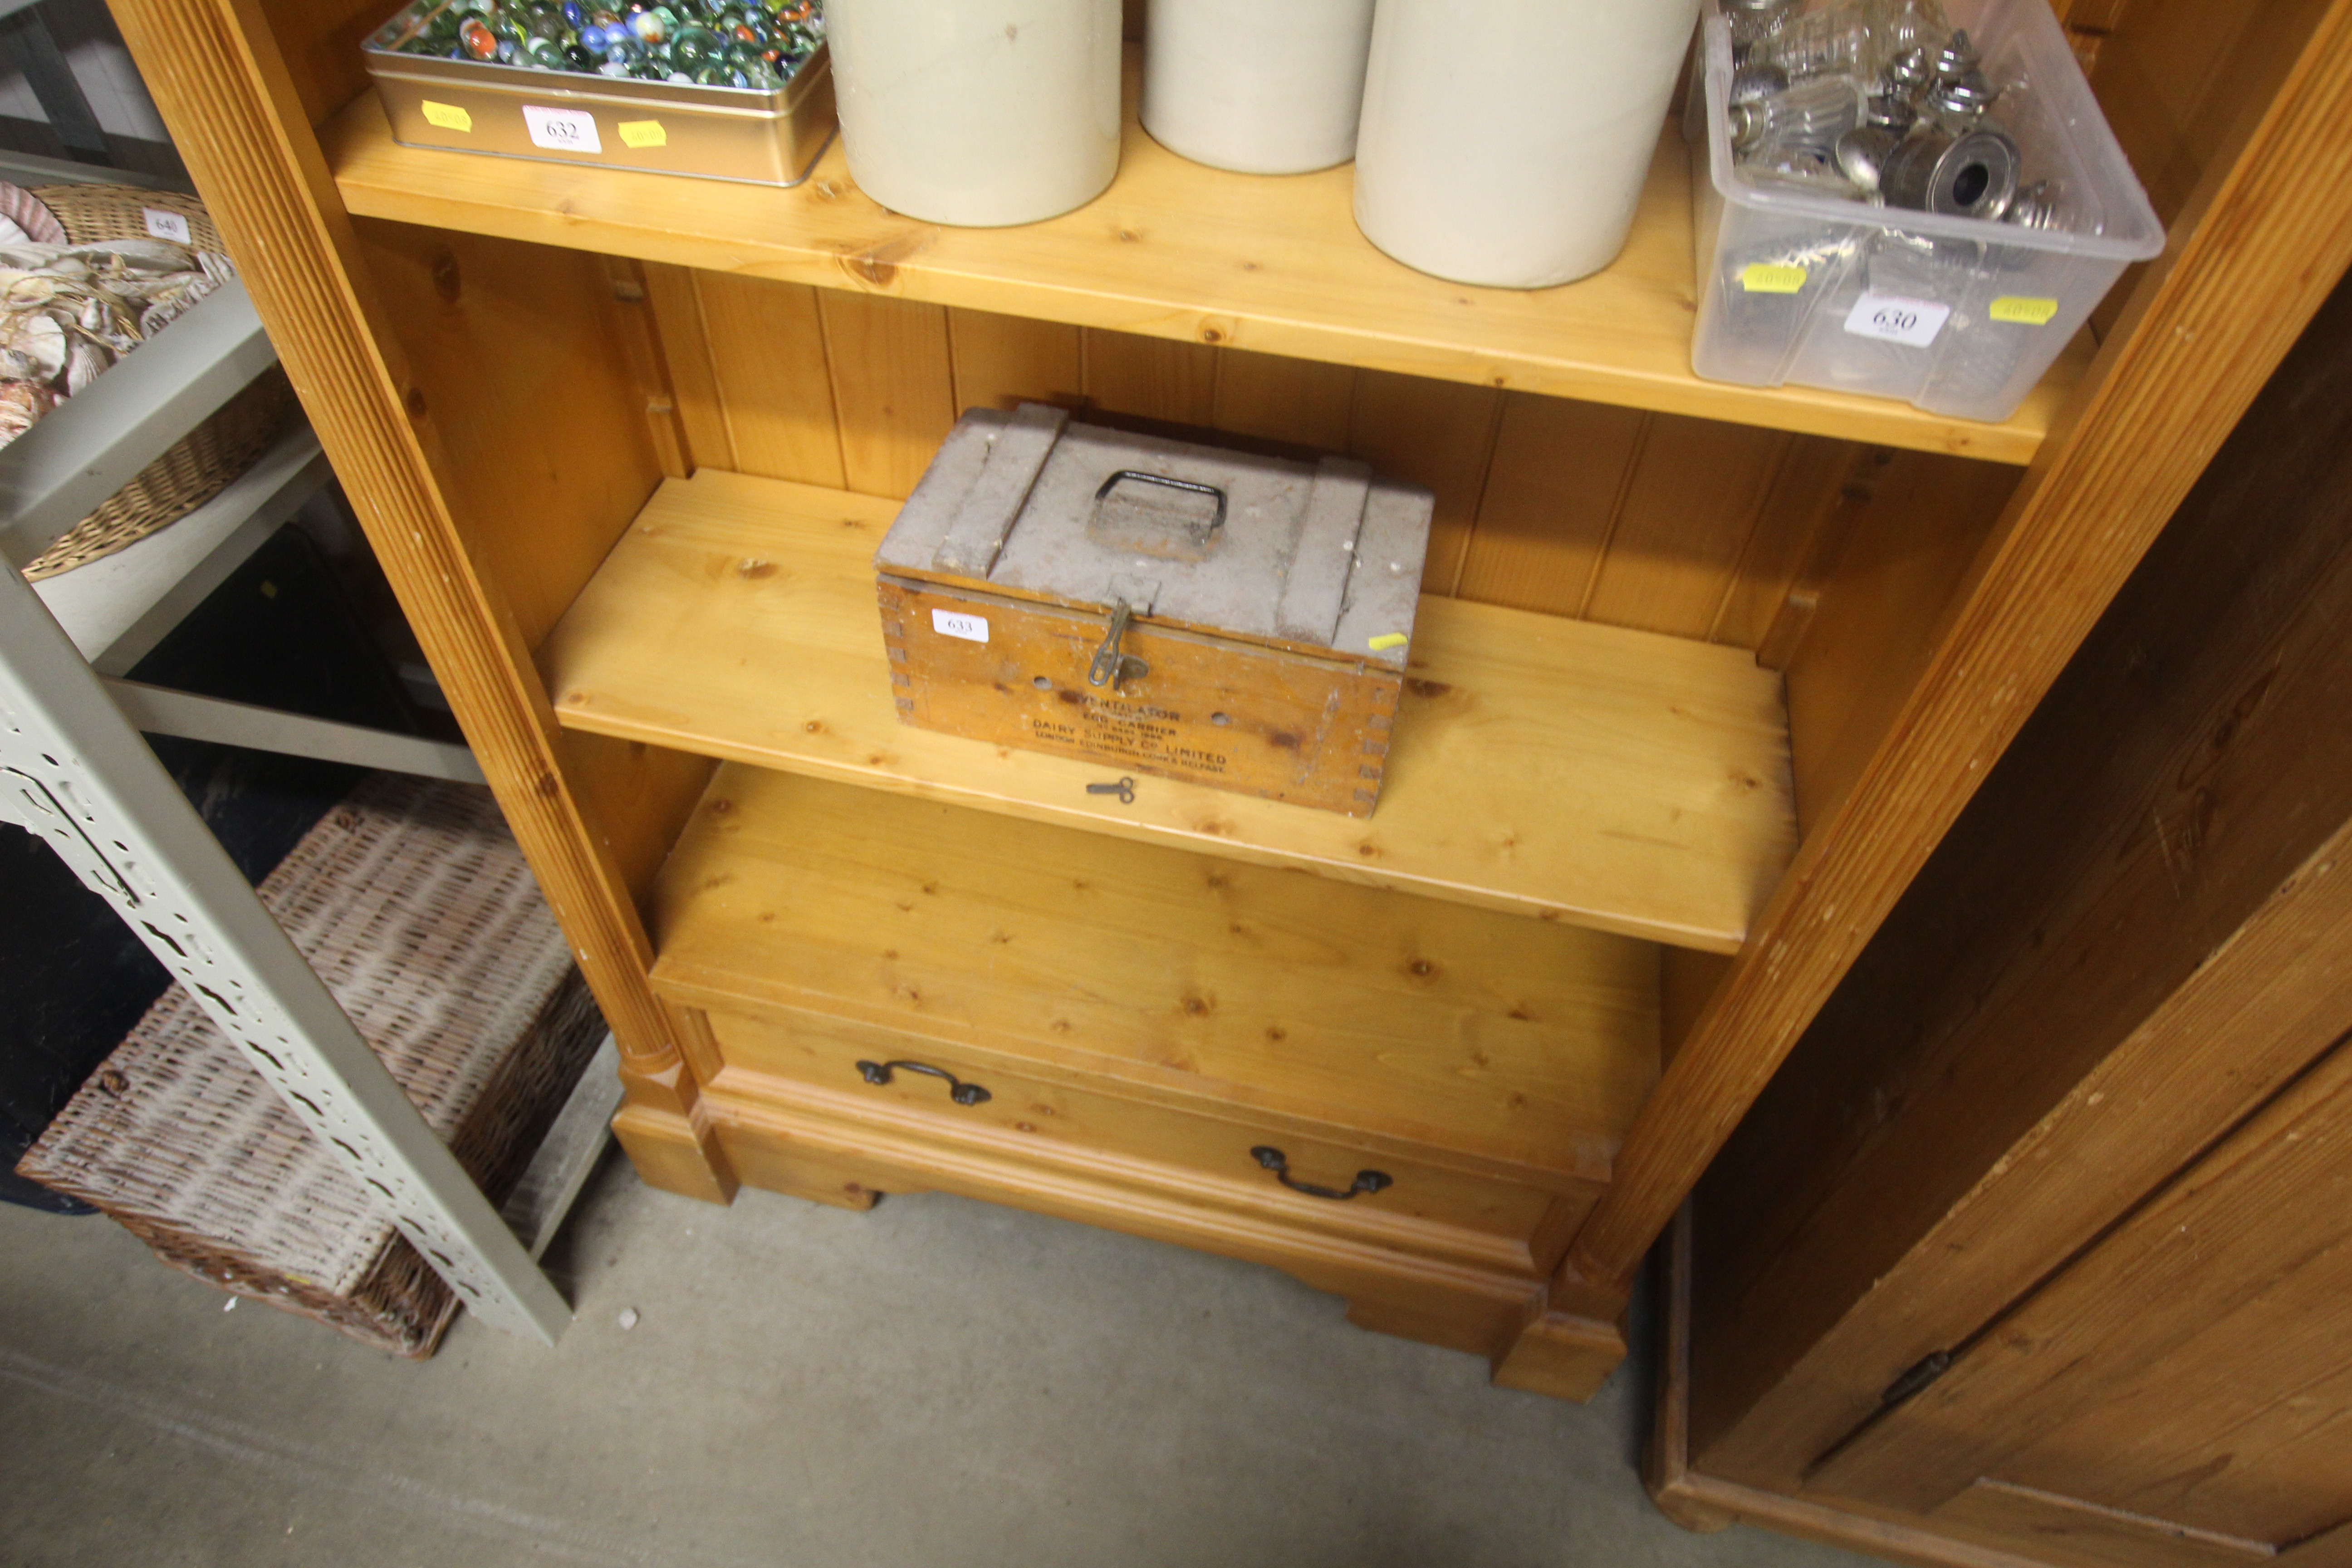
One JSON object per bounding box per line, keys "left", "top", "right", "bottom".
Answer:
{"left": 259, "top": 0, "right": 382, "bottom": 127}
{"left": 645, "top": 768, "right": 1638, "bottom": 1357}
{"left": 353, "top": 219, "right": 664, "bottom": 651}
{"left": 125, "top": 0, "right": 2352, "bottom": 1426}
{"left": 1347, "top": 370, "right": 1503, "bottom": 598}
{"left": 946, "top": 308, "right": 1083, "bottom": 415}
{"left": 1777, "top": 448, "right": 2017, "bottom": 833}
{"left": 815, "top": 292, "right": 956, "bottom": 499}
{"left": 1986, "top": 1256, "right": 2352, "bottom": 1546}
{"left": 1711, "top": 436, "right": 1858, "bottom": 657}
{"left": 643, "top": 288, "right": 1820, "bottom": 637}
{"left": 1211, "top": 346, "right": 1357, "bottom": 453}
{"left": 706, "top": 1088, "right": 1541, "bottom": 1359}
{"left": 1453, "top": 393, "right": 1644, "bottom": 615}
{"left": 686, "top": 997, "right": 1578, "bottom": 1273}
{"left": 1929, "top": 1483, "right": 2273, "bottom": 1568}
{"left": 543, "top": 472, "right": 1798, "bottom": 952}
{"left": 1584, "top": 416, "right": 1788, "bottom": 641}
{"left": 641, "top": 261, "right": 733, "bottom": 472}
{"left": 1649, "top": 8, "right": 2352, "bottom": 1552}
{"left": 1080, "top": 327, "right": 1218, "bottom": 426}
{"left": 648, "top": 766, "right": 1662, "bottom": 1186}
{"left": 693, "top": 274, "right": 846, "bottom": 488}
{"left": 647, "top": 290, "right": 1866, "bottom": 645}
{"left": 2086, "top": 0, "right": 2333, "bottom": 225}
{"left": 1810, "top": 1033, "right": 2352, "bottom": 1531}
{"left": 1689, "top": 267, "right": 2352, "bottom": 1493}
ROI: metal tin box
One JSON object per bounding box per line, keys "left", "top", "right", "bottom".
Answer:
{"left": 362, "top": 4, "right": 835, "bottom": 186}
{"left": 876, "top": 405, "right": 1435, "bottom": 819}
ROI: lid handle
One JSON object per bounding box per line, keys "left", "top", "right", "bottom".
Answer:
{"left": 1088, "top": 470, "right": 1229, "bottom": 562}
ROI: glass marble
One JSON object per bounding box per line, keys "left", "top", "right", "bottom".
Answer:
{"left": 388, "top": 0, "right": 822, "bottom": 88}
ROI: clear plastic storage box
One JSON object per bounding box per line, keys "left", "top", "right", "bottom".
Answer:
{"left": 1687, "top": 0, "right": 2164, "bottom": 423}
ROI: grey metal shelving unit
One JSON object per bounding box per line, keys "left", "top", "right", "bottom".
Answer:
{"left": 0, "top": 149, "right": 614, "bottom": 1344}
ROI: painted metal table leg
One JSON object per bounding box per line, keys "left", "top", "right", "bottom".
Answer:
{"left": 0, "top": 554, "right": 569, "bottom": 1345}
{"left": 0, "top": 6, "right": 112, "bottom": 166}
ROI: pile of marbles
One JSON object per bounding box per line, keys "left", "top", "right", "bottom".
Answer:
{"left": 387, "top": 0, "right": 822, "bottom": 90}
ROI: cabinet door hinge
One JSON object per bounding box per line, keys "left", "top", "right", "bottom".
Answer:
{"left": 1881, "top": 1350, "right": 1955, "bottom": 1407}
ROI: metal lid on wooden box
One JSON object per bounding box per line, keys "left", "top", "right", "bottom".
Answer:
{"left": 875, "top": 404, "right": 1434, "bottom": 666}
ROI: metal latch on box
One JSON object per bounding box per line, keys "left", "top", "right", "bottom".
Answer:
{"left": 1088, "top": 572, "right": 1161, "bottom": 693}
{"left": 1088, "top": 601, "right": 1149, "bottom": 691}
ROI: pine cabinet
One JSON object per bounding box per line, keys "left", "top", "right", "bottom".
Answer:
{"left": 101, "top": 0, "right": 2352, "bottom": 1401}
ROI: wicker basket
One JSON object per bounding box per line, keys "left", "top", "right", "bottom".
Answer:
{"left": 18, "top": 184, "right": 300, "bottom": 583}
{"left": 17, "top": 774, "right": 607, "bottom": 1358}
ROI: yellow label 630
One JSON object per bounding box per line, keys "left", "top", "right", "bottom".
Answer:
{"left": 1989, "top": 296, "right": 2062, "bottom": 325}
{"left": 1740, "top": 263, "right": 1808, "bottom": 294}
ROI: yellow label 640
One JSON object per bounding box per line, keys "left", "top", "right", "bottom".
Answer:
{"left": 618, "top": 120, "right": 666, "bottom": 148}
{"left": 1740, "top": 263, "right": 1808, "bottom": 294}
{"left": 420, "top": 100, "right": 472, "bottom": 132}
{"left": 1990, "top": 295, "right": 2062, "bottom": 325}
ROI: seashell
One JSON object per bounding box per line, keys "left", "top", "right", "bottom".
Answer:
{"left": 63, "top": 339, "right": 110, "bottom": 395}
{"left": 0, "top": 183, "right": 64, "bottom": 247}
{"left": 71, "top": 238, "right": 193, "bottom": 272}
{"left": 0, "top": 378, "right": 55, "bottom": 447}
{"left": 139, "top": 284, "right": 206, "bottom": 335}
{"left": 0, "top": 313, "right": 68, "bottom": 383}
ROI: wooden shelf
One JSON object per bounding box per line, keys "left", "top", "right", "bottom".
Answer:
{"left": 324, "top": 60, "right": 2079, "bottom": 465}
{"left": 654, "top": 765, "right": 1661, "bottom": 1184}
{"left": 539, "top": 470, "right": 1797, "bottom": 952}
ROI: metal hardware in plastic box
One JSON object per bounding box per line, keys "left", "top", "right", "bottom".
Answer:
{"left": 1686, "top": 0, "right": 2163, "bottom": 424}
{"left": 362, "top": 2, "right": 836, "bottom": 187}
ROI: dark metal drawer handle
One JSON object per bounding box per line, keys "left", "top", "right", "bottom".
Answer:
{"left": 856, "top": 1059, "right": 991, "bottom": 1107}
{"left": 1251, "top": 1146, "right": 1392, "bottom": 1201}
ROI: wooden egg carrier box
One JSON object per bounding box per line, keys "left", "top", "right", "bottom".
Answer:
{"left": 874, "top": 405, "right": 1435, "bottom": 818}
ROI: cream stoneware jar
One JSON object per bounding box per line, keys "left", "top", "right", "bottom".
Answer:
{"left": 828, "top": 0, "right": 1122, "bottom": 226}
{"left": 1143, "top": 0, "right": 1379, "bottom": 175}
{"left": 1354, "top": 0, "right": 1702, "bottom": 287}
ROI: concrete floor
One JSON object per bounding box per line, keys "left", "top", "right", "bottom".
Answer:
{"left": 0, "top": 1152, "right": 1869, "bottom": 1568}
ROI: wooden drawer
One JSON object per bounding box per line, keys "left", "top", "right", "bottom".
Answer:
{"left": 686, "top": 996, "right": 1589, "bottom": 1277}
